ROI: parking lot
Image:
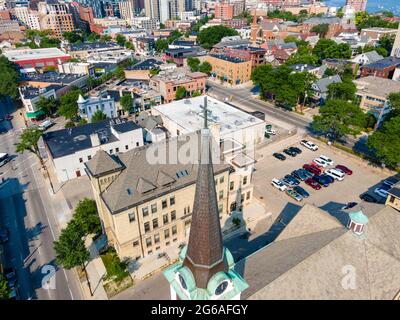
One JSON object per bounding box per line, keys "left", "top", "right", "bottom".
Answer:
{"left": 252, "top": 136, "right": 393, "bottom": 220}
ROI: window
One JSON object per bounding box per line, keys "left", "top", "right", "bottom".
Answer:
{"left": 146, "top": 237, "right": 152, "bottom": 247}
{"left": 243, "top": 176, "right": 248, "bottom": 185}
{"left": 88, "top": 155, "right": 92, "bottom": 160}
{"left": 154, "top": 233, "right": 160, "bottom": 244}
{"left": 142, "top": 207, "right": 149, "bottom": 217}
{"left": 151, "top": 203, "right": 157, "bottom": 214}
{"left": 389, "top": 196, "right": 396, "bottom": 203}
{"left": 230, "top": 181, "right": 234, "bottom": 191}
{"left": 166, "top": 241, "right": 170, "bottom": 246}
{"left": 144, "top": 222, "right": 150, "bottom": 233}
{"left": 162, "top": 199, "right": 167, "bottom": 209}
{"left": 125, "top": 145, "right": 129, "bottom": 150}
{"left": 173, "top": 238, "right": 177, "bottom": 242}
{"left": 171, "top": 210, "right": 176, "bottom": 221}
{"left": 170, "top": 196, "right": 175, "bottom": 206}
{"left": 109, "top": 149, "right": 113, "bottom": 154}
{"left": 218, "top": 204, "right": 223, "bottom": 214}
{"left": 116, "top": 147, "right": 119, "bottom": 153}
{"left": 128, "top": 212, "right": 135, "bottom": 223}
{"left": 79, "top": 158, "right": 83, "bottom": 163}
{"left": 164, "top": 229, "right": 170, "bottom": 239}
{"left": 220, "top": 176, "right": 224, "bottom": 184}
{"left": 163, "top": 214, "right": 169, "bottom": 224}
{"left": 133, "top": 240, "right": 139, "bottom": 247}
{"left": 147, "top": 250, "right": 153, "bottom": 255}
{"left": 246, "top": 191, "right": 250, "bottom": 200}
{"left": 172, "top": 225, "right": 177, "bottom": 235}
{"left": 136, "top": 142, "right": 139, "bottom": 147}
{"left": 152, "top": 218, "right": 158, "bottom": 229}
{"left": 219, "top": 190, "right": 224, "bottom": 200}
{"left": 215, "top": 179, "right": 218, "bottom": 185}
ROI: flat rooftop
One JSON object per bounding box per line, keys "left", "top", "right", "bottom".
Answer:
{"left": 362, "top": 57, "right": 400, "bottom": 70}
{"left": 20, "top": 84, "right": 63, "bottom": 99}
{"left": 125, "top": 58, "right": 163, "bottom": 71}
{"left": 69, "top": 42, "right": 121, "bottom": 51}
{"left": 43, "top": 118, "right": 141, "bottom": 159}
{"left": 208, "top": 54, "right": 247, "bottom": 63}
{"left": 152, "top": 95, "right": 264, "bottom": 136}
{"left": 354, "top": 76, "right": 400, "bottom": 98}
{"left": 22, "top": 71, "right": 87, "bottom": 84}
{"left": 3, "top": 48, "right": 70, "bottom": 61}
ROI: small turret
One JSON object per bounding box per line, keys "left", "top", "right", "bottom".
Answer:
{"left": 347, "top": 209, "right": 368, "bottom": 236}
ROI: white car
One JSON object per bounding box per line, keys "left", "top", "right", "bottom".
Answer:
{"left": 313, "top": 157, "right": 328, "bottom": 168}
{"left": 325, "top": 168, "right": 345, "bottom": 181}
{"left": 38, "top": 120, "right": 54, "bottom": 131}
{"left": 319, "top": 155, "right": 334, "bottom": 166}
{"left": 271, "top": 178, "right": 287, "bottom": 191}
{"left": 265, "top": 129, "right": 276, "bottom": 135}
{"left": 300, "top": 140, "right": 318, "bottom": 151}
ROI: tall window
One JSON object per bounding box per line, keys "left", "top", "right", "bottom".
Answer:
{"left": 170, "top": 196, "right": 175, "bottom": 206}
{"left": 163, "top": 214, "right": 169, "bottom": 225}
{"left": 164, "top": 229, "right": 170, "bottom": 239}
{"left": 144, "top": 222, "right": 150, "bottom": 233}
{"left": 146, "top": 237, "right": 152, "bottom": 248}
{"left": 128, "top": 212, "right": 135, "bottom": 223}
{"left": 151, "top": 203, "right": 157, "bottom": 214}
{"left": 220, "top": 176, "right": 224, "bottom": 184}
{"left": 230, "top": 181, "right": 234, "bottom": 191}
{"left": 142, "top": 207, "right": 149, "bottom": 217}
{"left": 171, "top": 210, "right": 176, "bottom": 221}
{"left": 154, "top": 233, "right": 160, "bottom": 244}
{"left": 243, "top": 176, "right": 248, "bottom": 185}
{"left": 172, "top": 225, "right": 177, "bottom": 235}
{"left": 152, "top": 218, "right": 158, "bottom": 229}
{"left": 219, "top": 190, "right": 224, "bottom": 200}
{"left": 162, "top": 199, "right": 167, "bottom": 209}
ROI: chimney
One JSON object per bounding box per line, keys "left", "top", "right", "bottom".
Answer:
{"left": 90, "top": 133, "right": 100, "bottom": 147}
{"left": 347, "top": 209, "right": 368, "bottom": 236}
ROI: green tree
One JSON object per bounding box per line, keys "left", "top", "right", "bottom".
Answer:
{"left": 40, "top": 37, "right": 61, "bottom": 48}
{"left": 15, "top": 128, "right": 44, "bottom": 165}
{"left": 327, "top": 81, "right": 357, "bottom": 101}
{"left": 120, "top": 94, "right": 133, "bottom": 113}
{"left": 64, "top": 121, "right": 76, "bottom": 128}
{"left": 192, "top": 90, "right": 202, "bottom": 97}
{"left": 115, "top": 34, "right": 126, "bottom": 47}
{"left": 114, "top": 66, "right": 125, "bottom": 80}
{"left": 0, "top": 274, "right": 11, "bottom": 300}
{"left": 312, "top": 99, "right": 366, "bottom": 141}
{"left": 187, "top": 57, "right": 201, "bottom": 72}
{"left": 74, "top": 198, "right": 101, "bottom": 236}
{"left": 155, "top": 38, "right": 169, "bottom": 53}
{"left": 35, "top": 96, "right": 57, "bottom": 116}
{"left": 313, "top": 39, "right": 352, "bottom": 61}
{"left": 58, "top": 88, "right": 82, "bottom": 120}
{"left": 175, "top": 86, "right": 187, "bottom": 100}
{"left": 0, "top": 56, "right": 20, "bottom": 100}
{"left": 62, "top": 31, "right": 83, "bottom": 44}
{"left": 87, "top": 32, "right": 100, "bottom": 43}
{"left": 377, "top": 34, "right": 395, "bottom": 57}
{"left": 150, "top": 68, "right": 160, "bottom": 75}
{"left": 125, "top": 41, "right": 135, "bottom": 50}
{"left": 311, "top": 24, "right": 329, "bottom": 38}
{"left": 197, "top": 25, "right": 238, "bottom": 50}
{"left": 100, "top": 35, "right": 112, "bottom": 42}
{"left": 91, "top": 110, "right": 107, "bottom": 122}
{"left": 199, "top": 61, "right": 212, "bottom": 75}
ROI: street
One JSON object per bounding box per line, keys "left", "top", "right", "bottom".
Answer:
{"left": 0, "top": 98, "right": 82, "bottom": 300}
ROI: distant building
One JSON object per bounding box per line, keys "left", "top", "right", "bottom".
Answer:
{"left": 163, "top": 47, "right": 207, "bottom": 67}
{"left": 360, "top": 27, "right": 398, "bottom": 44}
{"left": 351, "top": 51, "right": 384, "bottom": 67}
{"left": 0, "top": 19, "right": 20, "bottom": 33}
{"left": 77, "top": 94, "right": 117, "bottom": 122}
{"left": 124, "top": 58, "right": 163, "bottom": 80}
{"left": 58, "top": 62, "right": 95, "bottom": 77}
{"left": 214, "top": 0, "right": 234, "bottom": 20}
{"left": 65, "top": 41, "right": 123, "bottom": 60}
{"left": 345, "top": 0, "right": 367, "bottom": 12}
{"left": 360, "top": 57, "right": 400, "bottom": 79}
{"left": 3, "top": 48, "right": 71, "bottom": 69}
{"left": 37, "top": 1, "right": 75, "bottom": 38}
{"left": 19, "top": 85, "right": 58, "bottom": 120}
{"left": 43, "top": 118, "right": 144, "bottom": 182}
{"left": 130, "top": 16, "right": 159, "bottom": 30}
{"left": 311, "top": 75, "right": 342, "bottom": 105}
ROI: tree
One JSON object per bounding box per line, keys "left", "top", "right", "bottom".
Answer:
{"left": 100, "top": 35, "right": 112, "bottom": 42}
{"left": 125, "top": 41, "right": 135, "bottom": 50}
{"left": 199, "top": 61, "right": 212, "bottom": 75}
{"left": 197, "top": 25, "right": 238, "bottom": 50}
{"left": 58, "top": 88, "right": 82, "bottom": 120}
{"left": 367, "top": 116, "right": 400, "bottom": 168}
{"left": 87, "top": 32, "right": 100, "bottom": 43}
{"left": 115, "top": 34, "right": 126, "bottom": 47}
{"left": 0, "top": 274, "right": 11, "bottom": 300}
{"left": 192, "top": 90, "right": 202, "bottom": 97}
{"left": 74, "top": 198, "right": 101, "bottom": 236}
{"left": 187, "top": 57, "right": 201, "bottom": 72}
{"left": 149, "top": 68, "right": 160, "bottom": 75}
{"left": 313, "top": 39, "right": 352, "bottom": 61}
{"left": 15, "top": 128, "right": 44, "bottom": 165}
{"left": 155, "top": 39, "right": 169, "bottom": 53}
{"left": 311, "top": 24, "right": 330, "bottom": 38}
{"left": 377, "top": 34, "right": 395, "bottom": 57}
{"left": 312, "top": 99, "right": 366, "bottom": 141}
{"left": 0, "top": 56, "right": 20, "bottom": 100}
{"left": 120, "top": 94, "right": 133, "bottom": 113}
{"left": 62, "top": 31, "right": 83, "bottom": 44}
{"left": 327, "top": 81, "right": 357, "bottom": 101}
{"left": 91, "top": 110, "right": 107, "bottom": 122}
{"left": 35, "top": 96, "right": 57, "bottom": 116}
{"left": 175, "top": 86, "right": 187, "bottom": 100}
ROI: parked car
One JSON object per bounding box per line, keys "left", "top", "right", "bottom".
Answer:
{"left": 305, "top": 178, "right": 322, "bottom": 190}
{"left": 273, "top": 152, "right": 286, "bottom": 161}
{"left": 271, "top": 178, "right": 287, "bottom": 191}
{"left": 312, "top": 175, "right": 330, "bottom": 187}
{"left": 291, "top": 169, "right": 309, "bottom": 181}
{"left": 286, "top": 189, "right": 303, "bottom": 202}
{"left": 38, "top": 120, "right": 54, "bottom": 131}
{"left": 341, "top": 202, "right": 358, "bottom": 210}
{"left": 293, "top": 186, "right": 310, "bottom": 198}
{"left": 319, "top": 155, "right": 334, "bottom": 166}
{"left": 300, "top": 168, "right": 314, "bottom": 179}
{"left": 303, "top": 163, "right": 321, "bottom": 176}
{"left": 325, "top": 168, "right": 345, "bottom": 181}
{"left": 359, "top": 193, "right": 378, "bottom": 203}
{"left": 374, "top": 184, "right": 391, "bottom": 198}
{"left": 383, "top": 177, "right": 399, "bottom": 187}
{"left": 320, "top": 174, "right": 335, "bottom": 184}
{"left": 265, "top": 128, "right": 276, "bottom": 135}
{"left": 283, "top": 175, "right": 300, "bottom": 187}
{"left": 283, "top": 148, "right": 297, "bottom": 157}
{"left": 300, "top": 140, "right": 318, "bottom": 151}
{"left": 288, "top": 146, "right": 302, "bottom": 154}
{"left": 335, "top": 165, "right": 353, "bottom": 175}
{"left": 0, "top": 227, "right": 9, "bottom": 243}
{"left": 313, "top": 157, "right": 329, "bottom": 168}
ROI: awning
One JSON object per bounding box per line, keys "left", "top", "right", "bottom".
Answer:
{"left": 26, "top": 109, "right": 45, "bottom": 119}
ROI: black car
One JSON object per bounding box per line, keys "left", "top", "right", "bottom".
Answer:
{"left": 289, "top": 146, "right": 302, "bottom": 155}
{"left": 293, "top": 186, "right": 310, "bottom": 198}
{"left": 313, "top": 175, "right": 330, "bottom": 187}
{"left": 320, "top": 174, "right": 334, "bottom": 184}
{"left": 273, "top": 153, "right": 286, "bottom": 161}
{"left": 283, "top": 149, "right": 297, "bottom": 157}
{"left": 342, "top": 202, "right": 358, "bottom": 210}
{"left": 291, "top": 169, "right": 308, "bottom": 181}
{"left": 359, "top": 193, "right": 378, "bottom": 203}
{"left": 283, "top": 174, "right": 300, "bottom": 186}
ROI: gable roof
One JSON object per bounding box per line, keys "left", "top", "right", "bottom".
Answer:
{"left": 314, "top": 75, "right": 342, "bottom": 93}
{"left": 85, "top": 149, "right": 124, "bottom": 177}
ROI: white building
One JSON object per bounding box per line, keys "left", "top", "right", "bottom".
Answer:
{"left": 19, "top": 85, "right": 57, "bottom": 118}
{"left": 151, "top": 95, "right": 265, "bottom": 149}
{"left": 14, "top": 6, "right": 41, "bottom": 30}
{"left": 130, "top": 17, "right": 160, "bottom": 30}
{"left": 43, "top": 118, "right": 144, "bottom": 182}
{"left": 78, "top": 94, "right": 117, "bottom": 122}
{"left": 58, "top": 62, "right": 94, "bottom": 76}
{"left": 236, "top": 27, "right": 251, "bottom": 40}
{"left": 85, "top": 49, "right": 133, "bottom": 64}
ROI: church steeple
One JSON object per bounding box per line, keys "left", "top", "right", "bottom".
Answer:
{"left": 183, "top": 97, "right": 228, "bottom": 289}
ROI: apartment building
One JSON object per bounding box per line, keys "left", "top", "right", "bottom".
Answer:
{"left": 85, "top": 130, "right": 254, "bottom": 260}
{"left": 214, "top": 0, "right": 234, "bottom": 20}
{"left": 14, "top": 6, "right": 41, "bottom": 29}
{"left": 37, "top": 1, "right": 75, "bottom": 38}
{"left": 77, "top": 94, "right": 117, "bottom": 122}
{"left": 205, "top": 54, "right": 252, "bottom": 85}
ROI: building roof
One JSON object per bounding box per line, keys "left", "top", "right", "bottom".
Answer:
{"left": 96, "top": 131, "right": 231, "bottom": 214}
{"left": 43, "top": 118, "right": 141, "bottom": 159}
{"left": 19, "top": 84, "right": 62, "bottom": 99}
{"left": 354, "top": 76, "right": 400, "bottom": 98}
{"left": 85, "top": 149, "right": 124, "bottom": 177}
{"left": 388, "top": 182, "right": 400, "bottom": 198}
{"left": 22, "top": 71, "right": 87, "bottom": 85}
{"left": 69, "top": 41, "right": 121, "bottom": 52}
{"left": 125, "top": 58, "right": 163, "bottom": 71}
{"left": 213, "top": 39, "right": 251, "bottom": 49}
{"left": 314, "top": 75, "right": 342, "bottom": 93}
{"left": 303, "top": 16, "right": 342, "bottom": 25}
{"left": 152, "top": 95, "right": 264, "bottom": 136}
{"left": 362, "top": 51, "right": 384, "bottom": 64}
{"left": 241, "top": 204, "right": 400, "bottom": 300}
{"left": 3, "top": 47, "right": 70, "bottom": 61}
{"left": 208, "top": 54, "right": 247, "bottom": 64}
{"left": 362, "top": 56, "right": 400, "bottom": 70}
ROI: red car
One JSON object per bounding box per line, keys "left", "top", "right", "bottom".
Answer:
{"left": 305, "top": 178, "right": 322, "bottom": 190}
{"left": 303, "top": 164, "right": 321, "bottom": 176}
{"left": 335, "top": 165, "right": 352, "bottom": 175}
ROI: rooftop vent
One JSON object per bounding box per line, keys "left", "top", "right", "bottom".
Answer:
{"left": 126, "top": 188, "right": 133, "bottom": 195}
{"left": 176, "top": 169, "right": 189, "bottom": 179}
{"left": 347, "top": 209, "right": 368, "bottom": 236}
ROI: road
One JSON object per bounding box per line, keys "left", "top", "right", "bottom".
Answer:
{"left": 206, "top": 81, "right": 371, "bottom": 155}
{"left": 0, "top": 98, "right": 82, "bottom": 300}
